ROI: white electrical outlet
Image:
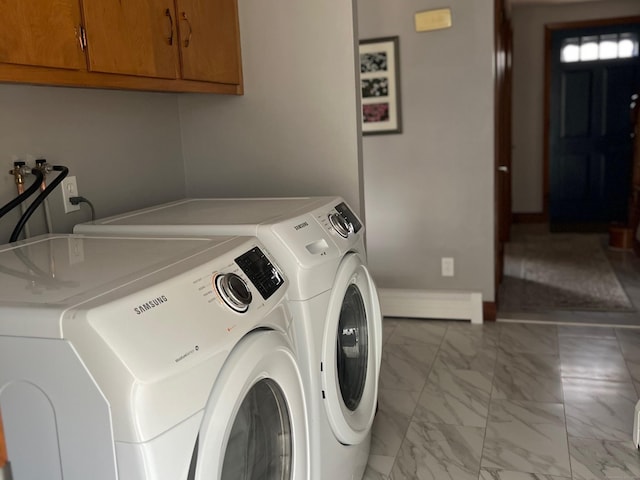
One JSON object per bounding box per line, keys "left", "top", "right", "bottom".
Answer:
{"left": 441, "top": 257, "right": 454, "bottom": 277}
{"left": 61, "top": 176, "right": 80, "bottom": 213}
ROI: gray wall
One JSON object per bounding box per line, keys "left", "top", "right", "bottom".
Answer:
{"left": 178, "top": 0, "right": 364, "bottom": 213}
{"left": 358, "top": 0, "right": 496, "bottom": 301}
{"left": 0, "top": 84, "right": 186, "bottom": 242}
{"left": 511, "top": 0, "right": 640, "bottom": 213}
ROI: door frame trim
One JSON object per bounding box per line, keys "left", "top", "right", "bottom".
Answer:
{"left": 495, "top": 0, "right": 513, "bottom": 300}
{"left": 543, "top": 15, "right": 640, "bottom": 222}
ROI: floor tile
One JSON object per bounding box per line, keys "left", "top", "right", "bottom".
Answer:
{"left": 559, "top": 336, "right": 631, "bottom": 382}
{"left": 414, "top": 366, "right": 492, "bottom": 427}
{"left": 569, "top": 436, "right": 640, "bottom": 479}
{"left": 481, "top": 400, "right": 571, "bottom": 477}
{"left": 626, "top": 358, "right": 640, "bottom": 383}
{"left": 389, "top": 421, "right": 484, "bottom": 480}
{"left": 444, "top": 321, "right": 502, "bottom": 338}
{"left": 616, "top": 329, "right": 640, "bottom": 361}
{"left": 378, "top": 342, "right": 436, "bottom": 391}
{"left": 436, "top": 329, "right": 499, "bottom": 372}
{"left": 563, "top": 377, "right": 638, "bottom": 441}
{"left": 386, "top": 319, "right": 447, "bottom": 347}
{"left": 492, "top": 352, "right": 563, "bottom": 402}
{"left": 488, "top": 399, "right": 565, "bottom": 426}
{"left": 370, "top": 389, "right": 420, "bottom": 457}
{"left": 433, "top": 346, "right": 497, "bottom": 374}
{"left": 382, "top": 319, "right": 398, "bottom": 345}
{"left": 624, "top": 359, "right": 640, "bottom": 396}
{"left": 559, "top": 335, "right": 623, "bottom": 357}
{"left": 479, "top": 469, "right": 570, "bottom": 479}
{"left": 443, "top": 325, "right": 500, "bottom": 346}
{"left": 363, "top": 455, "right": 394, "bottom": 480}
{"left": 499, "top": 323, "right": 558, "bottom": 355}
{"left": 557, "top": 325, "right": 616, "bottom": 338}
{"left": 445, "top": 322, "right": 503, "bottom": 344}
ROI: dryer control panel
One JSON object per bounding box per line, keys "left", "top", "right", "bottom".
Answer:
{"left": 235, "top": 247, "right": 284, "bottom": 300}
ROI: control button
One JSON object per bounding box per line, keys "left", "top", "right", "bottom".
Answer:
{"left": 328, "top": 212, "right": 354, "bottom": 238}
{"left": 234, "top": 247, "right": 283, "bottom": 300}
{"left": 216, "top": 273, "right": 252, "bottom": 313}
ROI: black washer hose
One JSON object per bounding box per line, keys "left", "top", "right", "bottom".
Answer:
{"left": 10, "top": 166, "right": 69, "bottom": 243}
{"left": 0, "top": 168, "right": 44, "bottom": 220}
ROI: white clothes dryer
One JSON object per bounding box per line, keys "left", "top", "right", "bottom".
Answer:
{"left": 0, "top": 234, "right": 308, "bottom": 480}
{"left": 75, "top": 196, "right": 382, "bottom": 480}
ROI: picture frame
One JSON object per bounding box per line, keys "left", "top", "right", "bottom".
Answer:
{"left": 359, "top": 36, "right": 402, "bottom": 135}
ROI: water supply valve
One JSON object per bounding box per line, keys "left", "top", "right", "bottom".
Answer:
{"left": 9, "top": 161, "right": 30, "bottom": 193}
{"left": 34, "top": 159, "right": 52, "bottom": 176}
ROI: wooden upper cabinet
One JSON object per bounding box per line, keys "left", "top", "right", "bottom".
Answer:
{"left": 0, "top": 0, "right": 243, "bottom": 93}
{"left": 176, "top": 0, "right": 242, "bottom": 84}
{"left": 0, "top": 0, "right": 86, "bottom": 70}
{"left": 81, "top": 1, "right": 180, "bottom": 79}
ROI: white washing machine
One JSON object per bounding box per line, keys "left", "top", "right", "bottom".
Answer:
{"left": 74, "top": 196, "right": 382, "bottom": 480}
{"left": 0, "top": 233, "right": 308, "bottom": 480}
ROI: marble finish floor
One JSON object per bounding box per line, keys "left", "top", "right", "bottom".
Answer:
{"left": 364, "top": 319, "right": 640, "bottom": 479}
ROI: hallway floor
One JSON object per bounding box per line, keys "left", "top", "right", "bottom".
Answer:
{"left": 498, "top": 226, "right": 640, "bottom": 327}
{"left": 364, "top": 319, "right": 640, "bottom": 479}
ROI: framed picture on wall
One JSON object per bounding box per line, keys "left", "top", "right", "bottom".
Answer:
{"left": 359, "top": 36, "right": 402, "bottom": 135}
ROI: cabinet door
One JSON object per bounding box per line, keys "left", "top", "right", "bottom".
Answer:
{"left": 81, "top": 0, "right": 179, "bottom": 79}
{"left": 176, "top": 0, "right": 242, "bottom": 84}
{"left": 0, "top": 0, "right": 85, "bottom": 70}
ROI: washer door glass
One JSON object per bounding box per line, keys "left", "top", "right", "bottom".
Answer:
{"left": 337, "top": 283, "right": 368, "bottom": 411}
{"left": 221, "top": 379, "right": 292, "bottom": 480}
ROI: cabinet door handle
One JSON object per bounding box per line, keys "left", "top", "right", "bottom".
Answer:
{"left": 77, "top": 25, "right": 87, "bottom": 51}
{"left": 165, "top": 8, "right": 174, "bottom": 45}
{"left": 181, "top": 12, "right": 192, "bottom": 48}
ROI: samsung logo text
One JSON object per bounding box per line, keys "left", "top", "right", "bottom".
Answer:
{"left": 134, "top": 295, "right": 168, "bottom": 315}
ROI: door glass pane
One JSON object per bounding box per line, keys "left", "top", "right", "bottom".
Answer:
{"left": 336, "top": 284, "right": 368, "bottom": 411}
{"left": 561, "top": 38, "right": 580, "bottom": 63}
{"left": 221, "top": 379, "right": 292, "bottom": 480}
{"left": 619, "top": 33, "right": 638, "bottom": 58}
{"left": 580, "top": 36, "right": 599, "bottom": 61}
{"left": 599, "top": 34, "right": 618, "bottom": 60}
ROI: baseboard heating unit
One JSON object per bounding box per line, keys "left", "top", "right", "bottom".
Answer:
{"left": 378, "top": 289, "right": 483, "bottom": 324}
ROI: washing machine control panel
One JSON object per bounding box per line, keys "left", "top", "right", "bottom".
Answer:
{"left": 334, "top": 202, "right": 362, "bottom": 234}
{"left": 234, "top": 247, "right": 284, "bottom": 300}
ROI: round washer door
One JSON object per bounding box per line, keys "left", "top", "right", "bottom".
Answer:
{"left": 321, "top": 253, "right": 382, "bottom": 445}
{"left": 195, "top": 331, "right": 308, "bottom": 480}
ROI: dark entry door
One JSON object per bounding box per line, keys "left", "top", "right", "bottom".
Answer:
{"left": 549, "top": 24, "right": 640, "bottom": 230}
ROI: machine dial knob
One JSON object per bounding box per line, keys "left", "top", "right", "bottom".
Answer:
{"left": 328, "top": 212, "right": 354, "bottom": 238}
{"left": 216, "top": 273, "right": 252, "bottom": 313}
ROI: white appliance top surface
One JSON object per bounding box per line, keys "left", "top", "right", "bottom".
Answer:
{"left": 87, "top": 197, "right": 337, "bottom": 229}
{"left": 0, "top": 234, "right": 234, "bottom": 306}
{"left": 72, "top": 196, "right": 366, "bottom": 300}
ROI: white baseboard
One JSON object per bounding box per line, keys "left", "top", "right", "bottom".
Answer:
{"left": 378, "top": 288, "right": 483, "bottom": 324}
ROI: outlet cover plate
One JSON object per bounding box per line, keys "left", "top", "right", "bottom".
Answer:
{"left": 61, "top": 176, "right": 80, "bottom": 213}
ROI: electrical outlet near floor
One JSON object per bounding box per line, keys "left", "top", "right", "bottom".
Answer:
{"left": 441, "top": 257, "right": 454, "bottom": 277}
{"left": 61, "top": 176, "right": 80, "bottom": 213}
